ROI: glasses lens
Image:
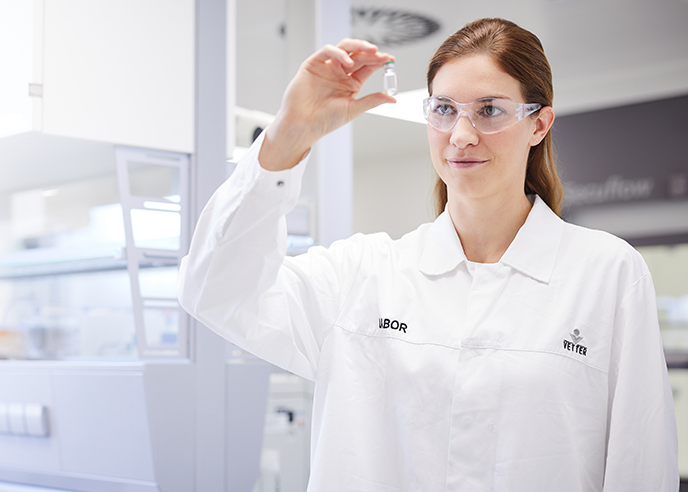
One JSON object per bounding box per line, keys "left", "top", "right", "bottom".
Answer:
{"left": 470, "top": 99, "right": 519, "bottom": 134}
{"left": 424, "top": 97, "right": 458, "bottom": 132}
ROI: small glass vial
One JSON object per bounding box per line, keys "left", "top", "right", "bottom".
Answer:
{"left": 383, "top": 61, "right": 398, "bottom": 96}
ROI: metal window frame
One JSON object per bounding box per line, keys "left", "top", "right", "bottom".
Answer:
{"left": 116, "top": 145, "right": 191, "bottom": 359}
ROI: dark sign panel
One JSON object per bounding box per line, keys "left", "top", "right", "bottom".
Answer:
{"left": 553, "top": 95, "right": 688, "bottom": 212}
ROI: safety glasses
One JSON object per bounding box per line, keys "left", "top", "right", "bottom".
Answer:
{"left": 423, "top": 96, "right": 542, "bottom": 134}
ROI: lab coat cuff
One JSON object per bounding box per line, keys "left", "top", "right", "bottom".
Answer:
{"left": 248, "top": 130, "right": 309, "bottom": 203}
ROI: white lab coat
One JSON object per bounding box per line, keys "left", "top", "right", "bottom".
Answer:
{"left": 178, "top": 133, "right": 679, "bottom": 492}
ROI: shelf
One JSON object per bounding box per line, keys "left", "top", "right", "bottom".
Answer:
{"left": 0, "top": 243, "right": 178, "bottom": 279}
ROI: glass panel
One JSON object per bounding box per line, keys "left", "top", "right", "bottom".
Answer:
{"left": 139, "top": 267, "right": 178, "bottom": 299}
{"left": 0, "top": 138, "right": 190, "bottom": 361}
{"left": 143, "top": 306, "right": 180, "bottom": 347}
{"left": 0, "top": 269, "right": 136, "bottom": 360}
{"left": 0, "top": 142, "right": 139, "bottom": 361}
{"left": 130, "top": 209, "right": 181, "bottom": 251}
{"left": 2, "top": 176, "right": 123, "bottom": 257}
{"left": 127, "top": 161, "right": 180, "bottom": 199}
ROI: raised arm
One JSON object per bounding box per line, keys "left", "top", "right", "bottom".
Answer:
{"left": 178, "top": 40, "right": 394, "bottom": 378}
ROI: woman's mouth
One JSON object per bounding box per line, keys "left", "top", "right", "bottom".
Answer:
{"left": 447, "top": 158, "right": 488, "bottom": 169}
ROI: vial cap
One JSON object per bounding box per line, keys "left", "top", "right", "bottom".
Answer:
{"left": 385, "top": 60, "right": 395, "bottom": 66}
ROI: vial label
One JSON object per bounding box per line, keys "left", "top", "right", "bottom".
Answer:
{"left": 383, "top": 62, "right": 397, "bottom": 96}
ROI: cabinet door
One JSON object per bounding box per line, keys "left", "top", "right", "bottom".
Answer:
{"left": 42, "top": 0, "right": 194, "bottom": 152}
{"left": 0, "top": 0, "right": 36, "bottom": 138}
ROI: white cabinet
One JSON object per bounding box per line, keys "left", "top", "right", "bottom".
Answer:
{"left": 1, "top": 0, "right": 195, "bottom": 153}
{"left": 0, "top": 0, "right": 36, "bottom": 138}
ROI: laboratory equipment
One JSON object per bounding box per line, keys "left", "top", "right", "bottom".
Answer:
{"left": 0, "top": 132, "right": 274, "bottom": 492}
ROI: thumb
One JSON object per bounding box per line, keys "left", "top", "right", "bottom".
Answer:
{"left": 351, "top": 92, "right": 396, "bottom": 118}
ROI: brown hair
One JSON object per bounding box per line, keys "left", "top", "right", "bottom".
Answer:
{"left": 427, "top": 18, "right": 563, "bottom": 216}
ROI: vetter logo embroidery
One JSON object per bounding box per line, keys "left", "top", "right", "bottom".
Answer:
{"left": 563, "top": 329, "right": 587, "bottom": 356}
{"left": 378, "top": 318, "right": 408, "bottom": 333}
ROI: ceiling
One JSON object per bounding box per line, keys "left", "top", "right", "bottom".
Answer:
{"left": 235, "top": 0, "right": 688, "bottom": 139}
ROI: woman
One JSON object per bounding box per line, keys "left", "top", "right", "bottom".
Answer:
{"left": 179, "top": 18, "right": 678, "bottom": 492}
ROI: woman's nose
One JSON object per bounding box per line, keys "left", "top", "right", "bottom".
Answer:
{"left": 449, "top": 114, "right": 479, "bottom": 148}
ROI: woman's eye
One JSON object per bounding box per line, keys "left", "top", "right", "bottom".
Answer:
{"left": 478, "top": 105, "right": 505, "bottom": 118}
{"left": 434, "top": 104, "right": 456, "bottom": 116}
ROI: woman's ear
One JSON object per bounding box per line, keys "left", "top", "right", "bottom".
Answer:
{"left": 530, "top": 106, "right": 555, "bottom": 146}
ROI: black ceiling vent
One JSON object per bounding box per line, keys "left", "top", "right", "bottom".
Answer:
{"left": 351, "top": 7, "right": 441, "bottom": 47}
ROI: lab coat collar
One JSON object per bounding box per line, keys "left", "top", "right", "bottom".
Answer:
{"left": 419, "top": 196, "right": 563, "bottom": 283}
{"left": 418, "top": 209, "right": 467, "bottom": 276}
{"left": 499, "top": 196, "right": 564, "bottom": 283}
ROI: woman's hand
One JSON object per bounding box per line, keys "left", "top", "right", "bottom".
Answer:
{"left": 259, "top": 39, "right": 395, "bottom": 171}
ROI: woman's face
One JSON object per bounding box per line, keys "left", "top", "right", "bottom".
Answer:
{"left": 427, "top": 54, "right": 551, "bottom": 206}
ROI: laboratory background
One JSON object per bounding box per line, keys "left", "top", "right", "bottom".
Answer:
{"left": 0, "top": 0, "right": 686, "bottom": 491}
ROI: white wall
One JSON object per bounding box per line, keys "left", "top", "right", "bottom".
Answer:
{"left": 352, "top": 113, "right": 435, "bottom": 239}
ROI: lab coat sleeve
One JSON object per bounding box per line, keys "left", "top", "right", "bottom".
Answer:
{"left": 177, "top": 132, "right": 354, "bottom": 381}
{"left": 603, "top": 272, "right": 679, "bottom": 491}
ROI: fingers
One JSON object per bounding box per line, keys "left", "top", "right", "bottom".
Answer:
{"left": 349, "top": 51, "right": 393, "bottom": 73}
{"left": 310, "top": 39, "right": 393, "bottom": 74}
{"left": 312, "top": 44, "right": 355, "bottom": 69}
{"left": 351, "top": 92, "right": 397, "bottom": 118}
{"left": 348, "top": 62, "right": 379, "bottom": 85}
{"left": 337, "top": 38, "right": 379, "bottom": 54}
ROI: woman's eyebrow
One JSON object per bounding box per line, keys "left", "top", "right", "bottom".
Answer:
{"left": 477, "top": 95, "right": 513, "bottom": 101}
{"left": 432, "top": 94, "right": 514, "bottom": 103}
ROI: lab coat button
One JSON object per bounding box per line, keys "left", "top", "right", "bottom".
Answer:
{"left": 276, "top": 180, "right": 285, "bottom": 187}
